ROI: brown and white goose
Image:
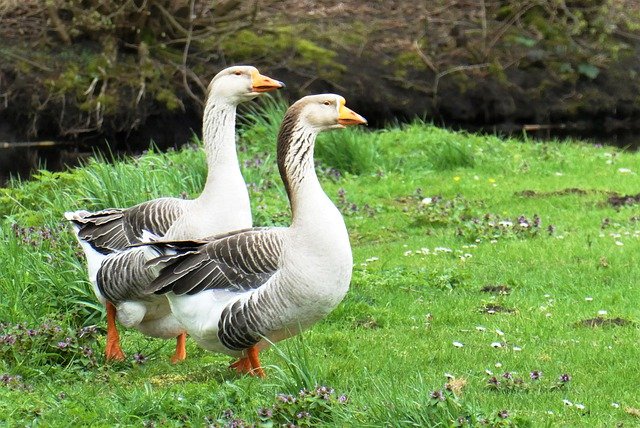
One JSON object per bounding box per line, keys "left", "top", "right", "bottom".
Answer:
{"left": 65, "top": 66, "right": 284, "bottom": 362}
{"left": 143, "top": 94, "right": 367, "bottom": 377}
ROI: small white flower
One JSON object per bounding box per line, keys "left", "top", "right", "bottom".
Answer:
{"left": 555, "top": 172, "right": 564, "bottom": 176}
{"left": 612, "top": 402, "right": 620, "bottom": 408}
{"left": 490, "top": 239, "right": 498, "bottom": 244}
{"left": 499, "top": 221, "right": 513, "bottom": 227}
{"left": 618, "top": 168, "right": 633, "bottom": 174}
{"left": 512, "top": 346, "right": 522, "bottom": 352}
{"left": 491, "top": 342, "right": 502, "bottom": 348}
{"left": 615, "top": 241, "right": 624, "bottom": 246}
{"left": 585, "top": 297, "right": 593, "bottom": 301}
{"left": 544, "top": 294, "right": 551, "bottom": 298}
{"left": 485, "top": 369, "right": 493, "bottom": 375}
{"left": 421, "top": 197, "right": 433, "bottom": 205}
{"left": 495, "top": 329, "right": 505, "bottom": 336}
{"left": 575, "top": 403, "right": 585, "bottom": 410}
{"left": 475, "top": 326, "right": 486, "bottom": 332}
{"left": 365, "top": 256, "right": 379, "bottom": 262}
{"left": 604, "top": 152, "right": 613, "bottom": 157}
{"left": 444, "top": 372, "right": 454, "bottom": 379}
{"left": 404, "top": 250, "right": 413, "bottom": 256}
{"left": 606, "top": 159, "right": 613, "bottom": 164}
{"left": 562, "top": 399, "right": 573, "bottom": 406}
{"left": 495, "top": 362, "right": 502, "bottom": 368}
{"left": 545, "top": 313, "right": 552, "bottom": 318}
{"left": 434, "top": 247, "right": 453, "bottom": 253}
{"left": 452, "top": 341, "right": 464, "bottom": 348}
{"left": 598, "top": 310, "right": 608, "bottom": 316}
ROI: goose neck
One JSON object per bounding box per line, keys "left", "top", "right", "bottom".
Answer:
{"left": 277, "top": 124, "right": 337, "bottom": 225}
{"left": 199, "top": 99, "right": 241, "bottom": 200}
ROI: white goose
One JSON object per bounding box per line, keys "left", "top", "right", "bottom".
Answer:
{"left": 65, "top": 66, "right": 284, "bottom": 362}
{"left": 142, "top": 94, "right": 367, "bottom": 376}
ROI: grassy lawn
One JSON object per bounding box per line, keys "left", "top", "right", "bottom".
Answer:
{"left": 1, "top": 99, "right": 639, "bottom": 427}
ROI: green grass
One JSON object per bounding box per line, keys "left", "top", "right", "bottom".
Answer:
{"left": 1, "top": 104, "right": 640, "bottom": 426}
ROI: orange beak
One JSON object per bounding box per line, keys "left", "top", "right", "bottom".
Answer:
{"left": 337, "top": 100, "right": 367, "bottom": 126}
{"left": 251, "top": 70, "right": 285, "bottom": 93}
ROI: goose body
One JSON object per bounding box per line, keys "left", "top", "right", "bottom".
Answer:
{"left": 145, "top": 94, "right": 367, "bottom": 375}
{"left": 65, "top": 66, "right": 284, "bottom": 361}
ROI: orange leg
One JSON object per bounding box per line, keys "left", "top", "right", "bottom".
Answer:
{"left": 229, "top": 346, "right": 265, "bottom": 378}
{"left": 247, "top": 346, "right": 265, "bottom": 378}
{"left": 105, "top": 301, "right": 125, "bottom": 361}
{"left": 170, "top": 332, "right": 187, "bottom": 364}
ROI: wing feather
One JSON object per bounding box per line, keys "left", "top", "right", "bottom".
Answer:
{"left": 145, "top": 228, "right": 284, "bottom": 295}
{"left": 66, "top": 198, "right": 186, "bottom": 253}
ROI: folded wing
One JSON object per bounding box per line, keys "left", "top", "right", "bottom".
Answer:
{"left": 66, "top": 198, "right": 186, "bottom": 253}
{"left": 146, "top": 227, "right": 284, "bottom": 296}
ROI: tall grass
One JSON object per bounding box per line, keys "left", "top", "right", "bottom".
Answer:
{"left": 316, "top": 127, "right": 380, "bottom": 175}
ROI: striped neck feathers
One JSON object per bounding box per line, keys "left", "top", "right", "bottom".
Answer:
{"left": 277, "top": 108, "right": 319, "bottom": 208}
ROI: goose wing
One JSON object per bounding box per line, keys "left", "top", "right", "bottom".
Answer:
{"left": 66, "top": 198, "right": 186, "bottom": 253}
{"left": 145, "top": 227, "right": 284, "bottom": 295}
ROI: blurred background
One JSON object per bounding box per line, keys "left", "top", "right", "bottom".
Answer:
{"left": 2, "top": 0, "right": 640, "bottom": 183}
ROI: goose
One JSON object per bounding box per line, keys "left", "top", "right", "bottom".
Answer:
{"left": 65, "top": 66, "right": 284, "bottom": 362}
{"left": 142, "top": 94, "right": 367, "bottom": 377}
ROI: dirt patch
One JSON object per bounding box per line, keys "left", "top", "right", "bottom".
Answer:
{"left": 481, "top": 304, "right": 515, "bottom": 314}
{"left": 515, "top": 188, "right": 589, "bottom": 198}
{"left": 607, "top": 193, "right": 640, "bottom": 208}
{"left": 480, "top": 284, "right": 512, "bottom": 294}
{"left": 353, "top": 316, "right": 381, "bottom": 329}
{"left": 576, "top": 316, "right": 633, "bottom": 327}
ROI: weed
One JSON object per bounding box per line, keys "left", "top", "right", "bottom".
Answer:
{"left": 0, "top": 320, "right": 99, "bottom": 373}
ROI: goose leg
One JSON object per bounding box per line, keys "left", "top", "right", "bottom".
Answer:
{"left": 229, "top": 346, "right": 264, "bottom": 377}
{"left": 105, "top": 301, "right": 125, "bottom": 361}
{"left": 170, "top": 332, "right": 187, "bottom": 364}
{"left": 247, "top": 346, "right": 265, "bottom": 378}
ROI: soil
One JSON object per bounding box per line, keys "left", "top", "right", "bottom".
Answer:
{"left": 576, "top": 317, "right": 633, "bottom": 328}
{"left": 480, "top": 285, "right": 512, "bottom": 294}
{"left": 481, "top": 304, "right": 515, "bottom": 314}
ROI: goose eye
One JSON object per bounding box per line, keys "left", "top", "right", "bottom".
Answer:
{"left": 323, "top": 101, "right": 331, "bottom": 106}
{"left": 234, "top": 71, "right": 242, "bottom": 76}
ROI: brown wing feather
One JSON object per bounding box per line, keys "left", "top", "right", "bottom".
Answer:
{"left": 68, "top": 198, "right": 186, "bottom": 253}
{"left": 145, "top": 228, "right": 283, "bottom": 295}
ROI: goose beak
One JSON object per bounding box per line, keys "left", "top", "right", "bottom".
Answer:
{"left": 251, "top": 71, "right": 285, "bottom": 93}
{"left": 337, "top": 104, "right": 368, "bottom": 126}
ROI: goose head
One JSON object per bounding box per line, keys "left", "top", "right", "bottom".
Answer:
{"left": 207, "top": 66, "right": 285, "bottom": 103}
{"left": 291, "top": 94, "right": 367, "bottom": 132}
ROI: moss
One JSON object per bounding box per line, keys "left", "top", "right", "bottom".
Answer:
{"left": 390, "top": 51, "right": 428, "bottom": 79}
{"left": 155, "top": 88, "right": 182, "bottom": 111}
{"left": 220, "top": 28, "right": 345, "bottom": 78}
